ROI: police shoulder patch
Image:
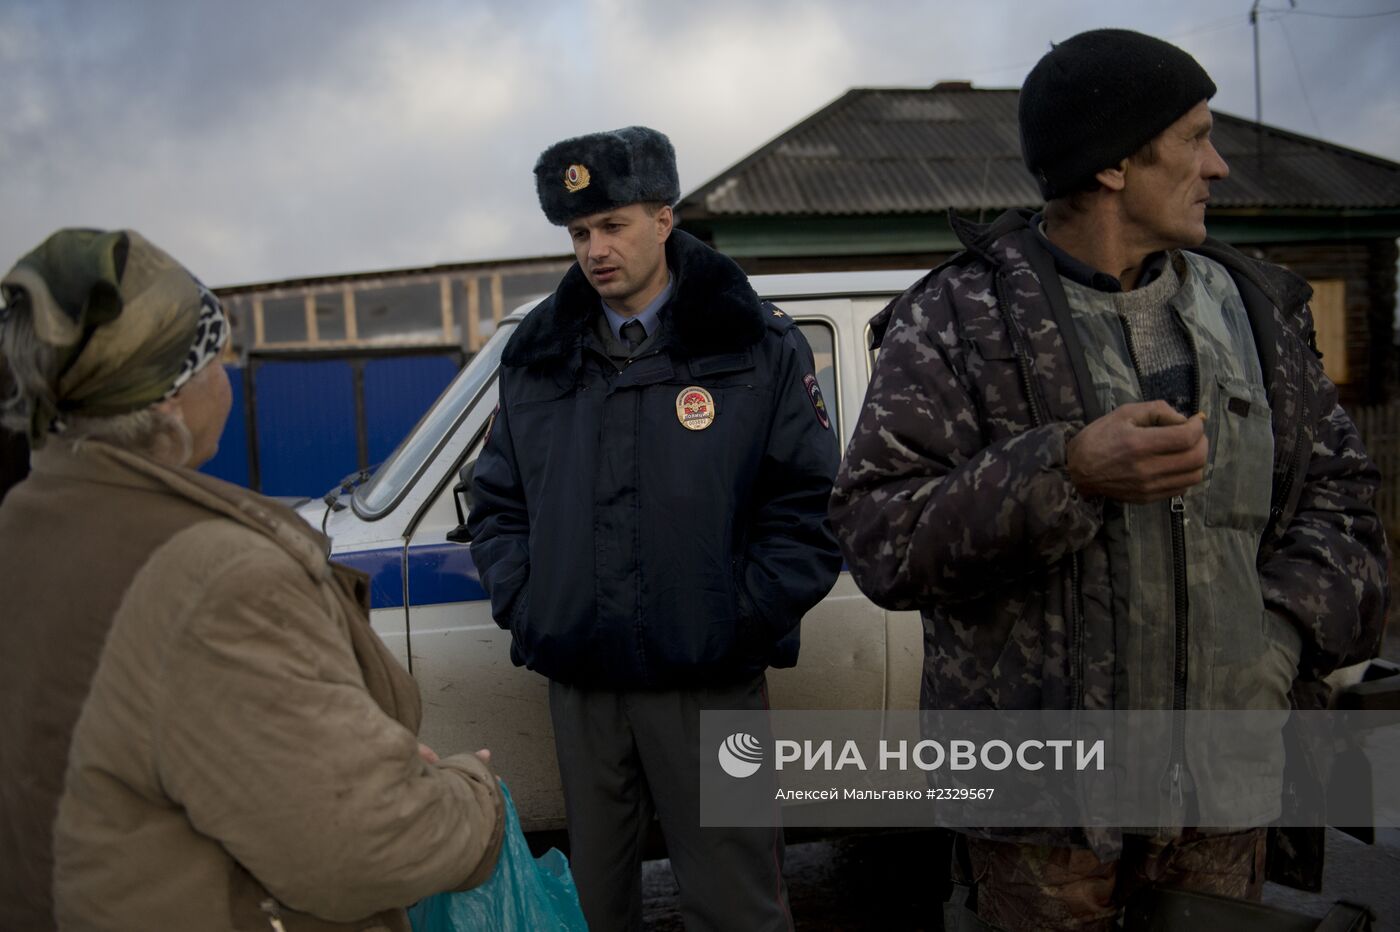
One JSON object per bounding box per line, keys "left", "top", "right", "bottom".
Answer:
{"left": 803, "top": 374, "right": 830, "bottom": 430}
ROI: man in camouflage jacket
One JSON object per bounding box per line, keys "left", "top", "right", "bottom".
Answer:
{"left": 831, "top": 29, "right": 1387, "bottom": 930}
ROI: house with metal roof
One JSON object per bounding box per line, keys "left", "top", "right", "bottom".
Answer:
{"left": 678, "top": 83, "right": 1400, "bottom": 404}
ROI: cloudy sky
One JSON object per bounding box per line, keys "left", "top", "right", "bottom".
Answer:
{"left": 2, "top": 0, "right": 1397, "bottom": 287}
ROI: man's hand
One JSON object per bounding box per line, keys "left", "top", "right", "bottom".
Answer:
{"left": 1067, "top": 401, "right": 1208, "bottom": 504}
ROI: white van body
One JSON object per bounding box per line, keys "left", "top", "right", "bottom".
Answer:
{"left": 297, "top": 269, "right": 928, "bottom": 832}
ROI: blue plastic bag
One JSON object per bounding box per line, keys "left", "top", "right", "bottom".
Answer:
{"left": 408, "top": 782, "right": 587, "bottom": 932}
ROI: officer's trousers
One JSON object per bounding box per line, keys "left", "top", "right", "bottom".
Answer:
{"left": 548, "top": 674, "right": 792, "bottom": 932}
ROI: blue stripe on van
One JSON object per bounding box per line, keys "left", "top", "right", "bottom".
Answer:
{"left": 406, "top": 541, "right": 490, "bottom": 606}
{"left": 333, "top": 544, "right": 489, "bottom": 610}
{"left": 333, "top": 547, "right": 405, "bottom": 609}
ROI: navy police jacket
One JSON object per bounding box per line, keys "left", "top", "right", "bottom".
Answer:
{"left": 468, "top": 230, "right": 842, "bottom": 688}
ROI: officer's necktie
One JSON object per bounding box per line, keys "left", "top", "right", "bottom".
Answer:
{"left": 620, "top": 319, "right": 646, "bottom": 353}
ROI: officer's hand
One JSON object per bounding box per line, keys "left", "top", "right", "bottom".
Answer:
{"left": 1067, "top": 401, "right": 1208, "bottom": 504}
{"left": 417, "top": 743, "right": 440, "bottom": 765}
{"left": 474, "top": 748, "right": 492, "bottom": 765}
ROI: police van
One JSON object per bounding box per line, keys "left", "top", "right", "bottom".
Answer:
{"left": 295, "top": 269, "right": 928, "bottom": 833}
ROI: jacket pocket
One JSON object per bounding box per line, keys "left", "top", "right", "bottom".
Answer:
{"left": 488, "top": 557, "right": 530, "bottom": 631}
{"left": 508, "top": 578, "right": 531, "bottom": 631}
{"left": 646, "top": 583, "right": 740, "bottom": 672}
{"left": 961, "top": 305, "right": 1017, "bottom": 361}
{"left": 506, "top": 584, "right": 532, "bottom": 668}
{"left": 1205, "top": 376, "right": 1274, "bottom": 532}
{"left": 731, "top": 557, "right": 769, "bottom": 656}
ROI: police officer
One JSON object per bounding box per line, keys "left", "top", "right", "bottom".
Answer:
{"left": 468, "top": 126, "right": 842, "bottom": 931}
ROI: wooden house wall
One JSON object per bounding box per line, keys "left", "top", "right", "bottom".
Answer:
{"left": 1241, "top": 238, "right": 1398, "bottom": 405}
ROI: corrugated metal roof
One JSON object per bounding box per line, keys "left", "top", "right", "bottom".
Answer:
{"left": 680, "top": 87, "right": 1400, "bottom": 218}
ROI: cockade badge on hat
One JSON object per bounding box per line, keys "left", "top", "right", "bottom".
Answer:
{"left": 564, "top": 164, "right": 591, "bottom": 193}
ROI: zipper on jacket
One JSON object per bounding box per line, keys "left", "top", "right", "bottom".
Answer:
{"left": 1170, "top": 306, "right": 1198, "bottom": 818}
{"left": 996, "top": 272, "right": 1049, "bottom": 429}
{"left": 1169, "top": 493, "right": 1189, "bottom": 711}
{"left": 996, "top": 270, "right": 1084, "bottom": 707}
{"left": 1068, "top": 554, "right": 1085, "bottom": 710}
{"left": 1120, "top": 308, "right": 1195, "bottom": 809}
{"left": 1265, "top": 350, "right": 1311, "bottom": 544}
{"left": 631, "top": 388, "right": 647, "bottom": 679}
{"left": 583, "top": 342, "right": 662, "bottom": 374}
{"left": 1166, "top": 494, "right": 1190, "bottom": 824}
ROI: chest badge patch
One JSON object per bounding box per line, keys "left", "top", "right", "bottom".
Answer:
{"left": 676, "top": 386, "right": 716, "bottom": 431}
{"left": 803, "top": 374, "right": 830, "bottom": 430}
{"left": 564, "top": 163, "right": 591, "bottom": 193}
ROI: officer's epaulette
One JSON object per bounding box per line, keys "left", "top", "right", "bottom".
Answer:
{"left": 761, "top": 300, "right": 794, "bottom": 333}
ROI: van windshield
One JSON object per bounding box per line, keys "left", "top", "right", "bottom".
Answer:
{"left": 354, "top": 320, "right": 517, "bottom": 517}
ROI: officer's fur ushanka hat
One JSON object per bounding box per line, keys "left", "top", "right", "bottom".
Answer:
{"left": 534, "top": 126, "right": 680, "bottom": 226}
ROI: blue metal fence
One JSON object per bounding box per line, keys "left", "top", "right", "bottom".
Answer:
{"left": 201, "top": 365, "right": 249, "bottom": 488}
{"left": 202, "top": 351, "right": 463, "bottom": 498}
{"left": 363, "top": 356, "right": 461, "bottom": 465}
{"left": 254, "top": 359, "right": 359, "bottom": 497}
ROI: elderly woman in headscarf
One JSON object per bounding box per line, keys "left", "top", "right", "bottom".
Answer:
{"left": 0, "top": 230, "right": 503, "bottom": 931}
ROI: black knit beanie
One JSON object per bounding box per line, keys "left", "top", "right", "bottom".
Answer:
{"left": 1019, "top": 29, "right": 1217, "bottom": 200}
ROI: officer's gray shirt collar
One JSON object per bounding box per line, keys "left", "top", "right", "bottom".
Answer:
{"left": 1032, "top": 213, "right": 1168, "bottom": 293}
{"left": 600, "top": 273, "right": 672, "bottom": 342}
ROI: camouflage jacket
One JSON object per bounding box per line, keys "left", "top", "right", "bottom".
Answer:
{"left": 831, "top": 209, "right": 1388, "bottom": 714}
